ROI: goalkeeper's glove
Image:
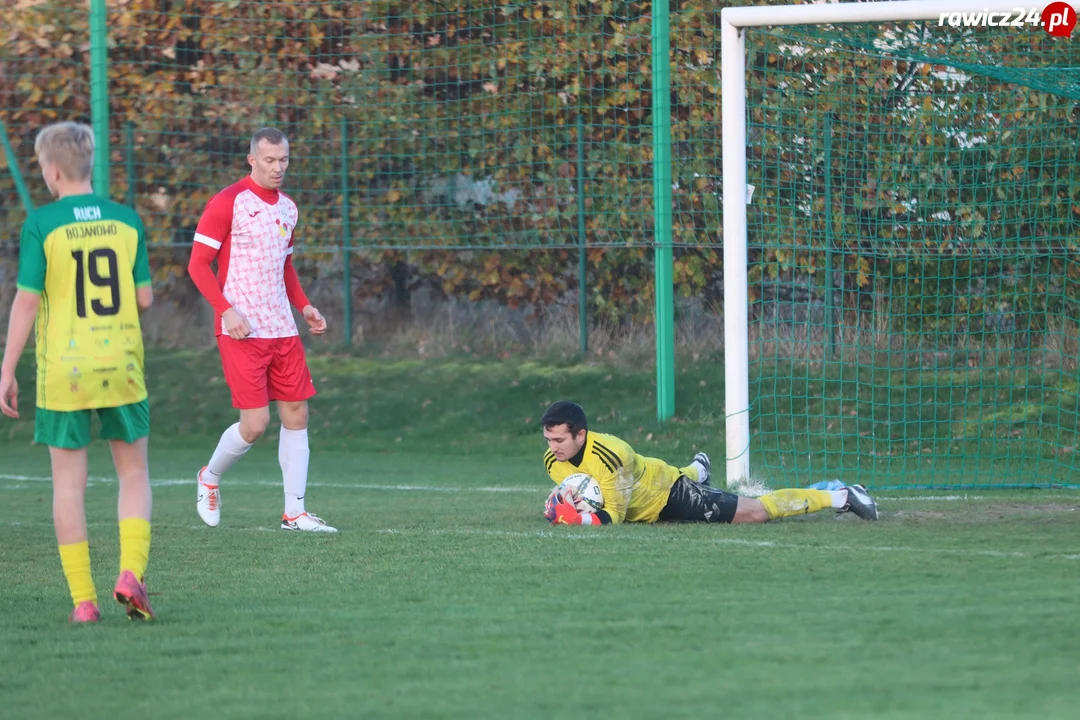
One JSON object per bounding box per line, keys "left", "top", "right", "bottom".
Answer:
{"left": 543, "top": 489, "right": 561, "bottom": 522}
{"left": 552, "top": 502, "right": 583, "bottom": 525}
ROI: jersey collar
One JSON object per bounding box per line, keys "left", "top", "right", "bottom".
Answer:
{"left": 243, "top": 176, "right": 280, "bottom": 205}
{"left": 567, "top": 431, "right": 589, "bottom": 467}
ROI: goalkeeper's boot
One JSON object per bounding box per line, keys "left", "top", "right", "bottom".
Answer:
{"left": 113, "top": 570, "right": 155, "bottom": 621}
{"left": 693, "top": 452, "right": 712, "bottom": 486}
{"left": 281, "top": 512, "right": 338, "bottom": 533}
{"left": 196, "top": 466, "right": 221, "bottom": 527}
{"left": 69, "top": 601, "right": 100, "bottom": 624}
{"left": 841, "top": 483, "right": 879, "bottom": 521}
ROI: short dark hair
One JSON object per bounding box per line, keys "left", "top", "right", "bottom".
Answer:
{"left": 541, "top": 401, "right": 587, "bottom": 436}
{"left": 250, "top": 127, "right": 288, "bottom": 155}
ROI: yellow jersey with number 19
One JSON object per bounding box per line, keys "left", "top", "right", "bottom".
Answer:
{"left": 16, "top": 194, "right": 151, "bottom": 411}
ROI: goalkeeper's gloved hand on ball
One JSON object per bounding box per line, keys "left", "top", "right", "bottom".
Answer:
{"left": 552, "top": 502, "right": 582, "bottom": 525}
{"left": 544, "top": 489, "right": 561, "bottom": 522}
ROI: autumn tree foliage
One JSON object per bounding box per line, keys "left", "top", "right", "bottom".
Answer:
{"left": 2, "top": 0, "right": 1076, "bottom": 334}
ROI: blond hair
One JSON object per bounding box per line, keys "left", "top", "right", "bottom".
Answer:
{"left": 35, "top": 122, "right": 95, "bottom": 182}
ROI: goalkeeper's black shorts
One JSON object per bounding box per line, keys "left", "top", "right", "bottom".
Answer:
{"left": 658, "top": 477, "right": 740, "bottom": 524}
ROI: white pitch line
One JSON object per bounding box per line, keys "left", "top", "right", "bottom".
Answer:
{"left": 373, "top": 526, "right": 1080, "bottom": 560}
{"left": 0, "top": 504, "right": 1074, "bottom": 560}
{"left": 875, "top": 495, "right": 985, "bottom": 501}
{"left": 0, "top": 517, "right": 1075, "bottom": 561}
{"left": 2, "top": 475, "right": 1078, "bottom": 502}
{"left": 0, "top": 474, "right": 541, "bottom": 494}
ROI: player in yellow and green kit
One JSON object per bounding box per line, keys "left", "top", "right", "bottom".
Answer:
{"left": 0, "top": 122, "right": 156, "bottom": 623}
{"left": 540, "top": 401, "right": 878, "bottom": 526}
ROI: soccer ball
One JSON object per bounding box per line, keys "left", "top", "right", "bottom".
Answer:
{"left": 558, "top": 473, "right": 604, "bottom": 513}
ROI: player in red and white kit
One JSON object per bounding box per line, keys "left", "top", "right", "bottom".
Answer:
{"left": 188, "top": 127, "right": 336, "bottom": 532}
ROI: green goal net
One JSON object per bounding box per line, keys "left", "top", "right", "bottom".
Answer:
{"left": 741, "top": 21, "right": 1079, "bottom": 488}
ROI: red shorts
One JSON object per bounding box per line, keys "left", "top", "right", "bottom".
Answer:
{"left": 217, "top": 335, "right": 316, "bottom": 410}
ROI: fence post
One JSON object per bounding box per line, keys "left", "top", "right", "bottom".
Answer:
{"left": 576, "top": 114, "right": 589, "bottom": 354}
{"left": 341, "top": 116, "right": 353, "bottom": 347}
{"left": 823, "top": 111, "right": 837, "bottom": 357}
{"left": 0, "top": 119, "right": 33, "bottom": 214}
{"left": 125, "top": 121, "right": 136, "bottom": 208}
{"left": 90, "top": 0, "right": 109, "bottom": 198}
{"left": 652, "top": 0, "right": 675, "bottom": 420}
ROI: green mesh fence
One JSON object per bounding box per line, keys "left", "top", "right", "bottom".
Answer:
{"left": 105, "top": 0, "right": 666, "bottom": 251}
{"left": 2, "top": 2, "right": 1079, "bottom": 487}
{"left": 2, "top": 1, "right": 731, "bottom": 330}
{"left": 743, "top": 22, "right": 1080, "bottom": 488}
{"left": 0, "top": 2, "right": 90, "bottom": 213}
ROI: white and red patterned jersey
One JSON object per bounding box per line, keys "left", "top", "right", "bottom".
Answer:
{"left": 188, "top": 176, "right": 310, "bottom": 339}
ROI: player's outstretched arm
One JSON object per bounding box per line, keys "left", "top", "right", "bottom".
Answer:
{"left": 0, "top": 290, "right": 41, "bottom": 419}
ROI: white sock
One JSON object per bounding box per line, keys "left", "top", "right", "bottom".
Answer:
{"left": 205, "top": 423, "right": 252, "bottom": 482}
{"left": 280, "top": 427, "right": 310, "bottom": 517}
{"left": 690, "top": 459, "right": 709, "bottom": 483}
{"left": 830, "top": 490, "right": 848, "bottom": 509}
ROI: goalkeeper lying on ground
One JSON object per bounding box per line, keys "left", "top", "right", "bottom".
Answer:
{"left": 540, "top": 401, "right": 878, "bottom": 525}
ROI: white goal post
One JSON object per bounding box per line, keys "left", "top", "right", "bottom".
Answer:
{"left": 720, "top": 0, "right": 1056, "bottom": 487}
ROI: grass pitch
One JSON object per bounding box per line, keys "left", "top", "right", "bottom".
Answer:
{"left": 1, "top": 350, "right": 1078, "bottom": 718}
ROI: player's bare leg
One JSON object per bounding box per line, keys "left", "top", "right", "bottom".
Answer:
{"left": 51, "top": 447, "right": 90, "bottom": 547}
{"left": 110, "top": 437, "right": 154, "bottom": 620}
{"left": 730, "top": 497, "right": 773, "bottom": 524}
{"left": 238, "top": 406, "right": 271, "bottom": 443}
{"left": 112, "top": 437, "right": 151, "bottom": 521}
{"left": 277, "top": 399, "right": 336, "bottom": 532}
{"left": 50, "top": 446, "right": 98, "bottom": 620}
{"left": 196, "top": 407, "right": 265, "bottom": 526}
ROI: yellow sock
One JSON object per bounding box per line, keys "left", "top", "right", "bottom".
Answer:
{"left": 58, "top": 541, "right": 97, "bottom": 607}
{"left": 677, "top": 465, "right": 701, "bottom": 483}
{"left": 119, "top": 518, "right": 151, "bottom": 582}
{"left": 758, "top": 489, "right": 832, "bottom": 520}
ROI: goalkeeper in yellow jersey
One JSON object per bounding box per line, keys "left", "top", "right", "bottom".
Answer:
{"left": 0, "top": 122, "right": 155, "bottom": 623}
{"left": 540, "top": 401, "right": 878, "bottom": 526}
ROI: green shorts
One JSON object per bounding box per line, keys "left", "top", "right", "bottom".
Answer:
{"left": 34, "top": 399, "right": 150, "bottom": 449}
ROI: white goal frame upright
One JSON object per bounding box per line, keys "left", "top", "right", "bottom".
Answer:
{"left": 720, "top": 0, "right": 1052, "bottom": 486}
